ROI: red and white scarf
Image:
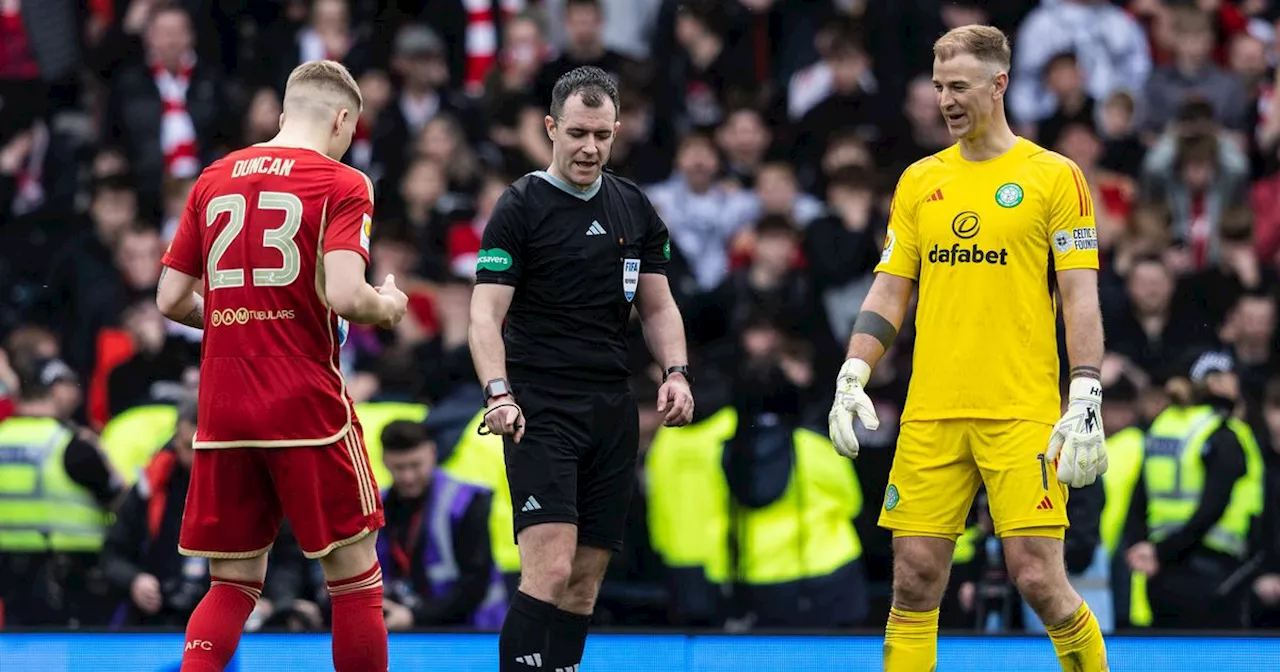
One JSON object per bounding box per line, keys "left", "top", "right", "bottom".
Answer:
{"left": 463, "top": 0, "right": 525, "bottom": 94}
{"left": 152, "top": 53, "right": 200, "bottom": 178}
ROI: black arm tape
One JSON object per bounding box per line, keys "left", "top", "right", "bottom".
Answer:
{"left": 852, "top": 310, "right": 898, "bottom": 351}
{"left": 1070, "top": 365, "right": 1101, "bottom": 380}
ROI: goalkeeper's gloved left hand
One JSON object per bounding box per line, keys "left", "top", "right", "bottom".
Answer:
{"left": 828, "top": 358, "right": 879, "bottom": 460}
{"left": 1046, "top": 377, "right": 1108, "bottom": 488}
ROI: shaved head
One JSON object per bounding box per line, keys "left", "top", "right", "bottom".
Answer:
{"left": 283, "top": 60, "right": 363, "bottom": 120}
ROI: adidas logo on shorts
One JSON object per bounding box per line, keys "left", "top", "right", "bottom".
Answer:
{"left": 521, "top": 496, "right": 542, "bottom": 512}
{"left": 515, "top": 653, "right": 542, "bottom": 667}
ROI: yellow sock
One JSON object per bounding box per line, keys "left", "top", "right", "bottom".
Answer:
{"left": 883, "top": 606, "right": 938, "bottom": 672}
{"left": 1045, "top": 602, "right": 1109, "bottom": 672}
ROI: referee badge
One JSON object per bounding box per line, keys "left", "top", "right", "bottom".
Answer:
{"left": 622, "top": 257, "right": 640, "bottom": 302}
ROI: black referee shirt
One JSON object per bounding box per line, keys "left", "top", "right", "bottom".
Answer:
{"left": 475, "top": 170, "right": 671, "bottom": 390}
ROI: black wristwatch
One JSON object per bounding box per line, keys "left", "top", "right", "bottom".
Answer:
{"left": 662, "top": 365, "right": 692, "bottom": 383}
{"left": 484, "top": 378, "right": 511, "bottom": 404}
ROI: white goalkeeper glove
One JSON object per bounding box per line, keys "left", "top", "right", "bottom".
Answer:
{"left": 1046, "top": 377, "right": 1108, "bottom": 488}
{"left": 828, "top": 358, "right": 879, "bottom": 459}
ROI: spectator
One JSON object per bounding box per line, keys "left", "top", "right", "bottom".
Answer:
{"left": 659, "top": 1, "right": 756, "bottom": 134}
{"left": 40, "top": 175, "right": 139, "bottom": 377}
{"left": 106, "top": 296, "right": 195, "bottom": 417}
{"left": 376, "top": 420, "right": 506, "bottom": 630}
{"left": 480, "top": 11, "right": 552, "bottom": 177}
{"left": 813, "top": 130, "right": 874, "bottom": 197}
{"left": 1142, "top": 111, "right": 1251, "bottom": 269}
{"left": 789, "top": 23, "right": 885, "bottom": 173}
{"left": 415, "top": 113, "right": 482, "bottom": 207}
{"left": 646, "top": 133, "right": 756, "bottom": 294}
{"left": 1097, "top": 90, "right": 1145, "bottom": 178}
{"left": 1220, "top": 291, "right": 1279, "bottom": 404}
{"left": 1009, "top": 0, "right": 1150, "bottom": 126}
{"left": 382, "top": 156, "right": 453, "bottom": 281}
{"left": 102, "top": 4, "right": 235, "bottom": 212}
{"left": 804, "top": 166, "right": 885, "bottom": 347}
{"left": 1227, "top": 33, "right": 1269, "bottom": 104}
{"left": 263, "top": 0, "right": 369, "bottom": 94}
{"left": 693, "top": 215, "right": 827, "bottom": 381}
{"left": 372, "top": 24, "right": 473, "bottom": 197}
{"left": 716, "top": 106, "right": 773, "bottom": 190}
{"left": 0, "top": 0, "right": 79, "bottom": 133}
{"left": 1037, "top": 52, "right": 1095, "bottom": 152}
{"left": 1144, "top": 7, "right": 1251, "bottom": 135}
{"left": 534, "top": 0, "right": 633, "bottom": 108}
{"left": 744, "top": 162, "right": 826, "bottom": 233}
{"left": 542, "top": 0, "right": 664, "bottom": 62}
{"left": 1105, "top": 255, "right": 1214, "bottom": 382}
{"left": 1177, "top": 208, "right": 1278, "bottom": 330}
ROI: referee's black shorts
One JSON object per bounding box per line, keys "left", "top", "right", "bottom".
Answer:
{"left": 503, "top": 381, "right": 638, "bottom": 552}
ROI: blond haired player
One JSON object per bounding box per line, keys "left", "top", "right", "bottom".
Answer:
{"left": 157, "top": 60, "right": 406, "bottom": 671}
{"left": 827, "top": 26, "right": 1110, "bottom": 671}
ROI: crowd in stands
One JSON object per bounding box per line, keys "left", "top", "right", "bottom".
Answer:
{"left": 0, "top": 0, "right": 1278, "bottom": 632}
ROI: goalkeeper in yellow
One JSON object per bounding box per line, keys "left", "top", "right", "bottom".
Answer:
{"left": 828, "top": 25, "right": 1110, "bottom": 672}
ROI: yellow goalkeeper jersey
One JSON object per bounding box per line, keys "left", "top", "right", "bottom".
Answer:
{"left": 876, "top": 138, "right": 1099, "bottom": 425}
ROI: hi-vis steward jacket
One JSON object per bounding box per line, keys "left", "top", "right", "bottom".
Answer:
{"left": 1097, "top": 425, "right": 1150, "bottom": 626}
{"left": 646, "top": 407, "right": 862, "bottom": 586}
{"left": 99, "top": 404, "right": 178, "bottom": 485}
{"left": 0, "top": 417, "right": 110, "bottom": 552}
{"left": 1142, "top": 405, "right": 1264, "bottom": 559}
{"left": 439, "top": 410, "right": 520, "bottom": 575}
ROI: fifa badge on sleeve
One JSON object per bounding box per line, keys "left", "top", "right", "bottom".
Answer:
{"left": 622, "top": 258, "right": 640, "bottom": 302}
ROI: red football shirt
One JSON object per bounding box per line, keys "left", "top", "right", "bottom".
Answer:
{"left": 162, "top": 146, "right": 374, "bottom": 448}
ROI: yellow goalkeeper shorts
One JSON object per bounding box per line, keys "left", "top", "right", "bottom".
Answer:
{"left": 878, "top": 418, "right": 1070, "bottom": 538}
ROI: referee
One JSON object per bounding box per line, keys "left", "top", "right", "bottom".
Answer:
{"left": 469, "top": 65, "right": 694, "bottom": 672}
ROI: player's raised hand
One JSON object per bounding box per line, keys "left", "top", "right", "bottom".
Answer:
{"left": 828, "top": 358, "right": 879, "bottom": 459}
{"left": 1047, "top": 378, "right": 1108, "bottom": 488}
{"left": 375, "top": 274, "right": 409, "bottom": 329}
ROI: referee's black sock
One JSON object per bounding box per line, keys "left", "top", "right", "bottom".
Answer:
{"left": 548, "top": 607, "right": 591, "bottom": 671}
{"left": 499, "top": 591, "right": 556, "bottom": 671}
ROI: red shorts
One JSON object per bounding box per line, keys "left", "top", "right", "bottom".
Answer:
{"left": 179, "top": 427, "right": 385, "bottom": 559}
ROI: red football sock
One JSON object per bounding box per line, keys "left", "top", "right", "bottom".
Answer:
{"left": 327, "top": 562, "right": 389, "bottom": 672}
{"left": 180, "top": 576, "right": 262, "bottom": 672}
